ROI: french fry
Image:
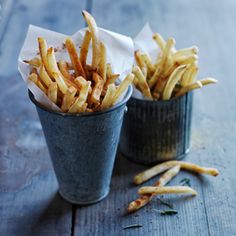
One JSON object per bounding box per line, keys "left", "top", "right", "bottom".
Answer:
{"left": 58, "top": 59, "right": 72, "bottom": 80}
{"left": 39, "top": 65, "right": 53, "bottom": 87}
{"left": 101, "top": 84, "right": 116, "bottom": 109}
{"left": 135, "top": 50, "right": 146, "bottom": 71}
{"left": 138, "top": 186, "right": 197, "bottom": 196}
{"left": 162, "top": 65, "right": 187, "bottom": 100}
{"left": 134, "top": 160, "right": 219, "bottom": 185}
{"left": 149, "top": 38, "right": 175, "bottom": 91}
{"left": 174, "top": 54, "right": 198, "bottom": 65}
{"left": 28, "top": 73, "right": 38, "bottom": 84}
{"left": 111, "top": 73, "right": 134, "bottom": 105}
{"left": 127, "top": 165, "right": 180, "bottom": 213}
{"left": 46, "top": 47, "right": 68, "bottom": 94}
{"left": 38, "top": 37, "right": 51, "bottom": 77}
{"left": 98, "top": 42, "right": 107, "bottom": 82}
{"left": 23, "top": 57, "right": 42, "bottom": 67}
{"left": 172, "top": 46, "right": 198, "bottom": 61}
{"left": 132, "top": 66, "right": 152, "bottom": 99}
{"left": 174, "top": 81, "right": 202, "bottom": 98}
{"left": 200, "top": 77, "right": 218, "bottom": 86}
{"left": 69, "top": 77, "right": 91, "bottom": 113}
{"left": 78, "top": 102, "right": 88, "bottom": 113}
{"left": 180, "top": 62, "right": 197, "bottom": 86}
{"left": 80, "top": 30, "right": 92, "bottom": 68}
{"left": 82, "top": 10, "right": 100, "bottom": 70}
{"left": 187, "top": 63, "right": 198, "bottom": 84}
{"left": 61, "top": 86, "right": 77, "bottom": 112}
{"left": 106, "top": 63, "right": 113, "bottom": 79}
{"left": 28, "top": 73, "right": 47, "bottom": 93}
{"left": 47, "top": 82, "right": 58, "bottom": 104}
{"left": 65, "top": 37, "right": 86, "bottom": 78}
{"left": 140, "top": 53, "right": 156, "bottom": 75}
{"left": 153, "top": 33, "right": 166, "bottom": 52}
{"left": 90, "top": 72, "right": 104, "bottom": 104}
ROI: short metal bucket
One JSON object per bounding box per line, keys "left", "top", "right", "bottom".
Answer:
{"left": 119, "top": 92, "right": 193, "bottom": 165}
{"left": 29, "top": 86, "right": 132, "bottom": 205}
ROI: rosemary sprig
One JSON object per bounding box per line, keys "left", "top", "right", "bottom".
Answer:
{"left": 159, "top": 210, "right": 178, "bottom": 215}
{"left": 180, "top": 178, "right": 191, "bottom": 186}
{"left": 157, "top": 198, "right": 174, "bottom": 209}
{"left": 123, "top": 224, "right": 143, "bottom": 230}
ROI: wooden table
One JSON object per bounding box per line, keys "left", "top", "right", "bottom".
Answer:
{"left": 1, "top": 0, "right": 235, "bottom": 235}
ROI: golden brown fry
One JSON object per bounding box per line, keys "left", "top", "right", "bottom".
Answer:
{"left": 153, "top": 33, "right": 166, "bottom": 51}
{"left": 174, "top": 54, "right": 198, "bottom": 65}
{"left": 38, "top": 37, "right": 51, "bottom": 77}
{"left": 28, "top": 73, "right": 38, "bottom": 84}
{"left": 47, "top": 82, "right": 58, "bottom": 104}
{"left": 78, "top": 102, "right": 88, "bottom": 113}
{"left": 65, "top": 37, "right": 86, "bottom": 78}
{"left": 28, "top": 73, "right": 47, "bottom": 93}
{"left": 132, "top": 66, "right": 152, "bottom": 99}
{"left": 68, "top": 77, "right": 91, "bottom": 113}
{"left": 180, "top": 62, "right": 198, "bottom": 86}
{"left": 82, "top": 10, "right": 100, "bottom": 70}
{"left": 90, "top": 72, "right": 104, "bottom": 104}
{"left": 101, "top": 83, "right": 116, "bottom": 109}
{"left": 102, "top": 73, "right": 119, "bottom": 96}
{"left": 188, "top": 63, "right": 198, "bottom": 84}
{"left": 162, "top": 65, "right": 187, "bottom": 100}
{"left": 140, "top": 53, "right": 156, "bottom": 75}
{"left": 135, "top": 50, "right": 146, "bottom": 70}
{"left": 98, "top": 42, "right": 107, "bottom": 82}
{"left": 58, "top": 59, "right": 72, "bottom": 80}
{"left": 134, "top": 160, "right": 219, "bottom": 185}
{"left": 174, "top": 81, "right": 202, "bottom": 98}
{"left": 149, "top": 38, "right": 175, "bottom": 91}
{"left": 138, "top": 186, "right": 197, "bottom": 196}
{"left": 61, "top": 86, "right": 77, "bottom": 112}
{"left": 80, "top": 30, "right": 92, "bottom": 68}
{"left": 46, "top": 47, "right": 68, "bottom": 94}
{"left": 127, "top": 165, "right": 180, "bottom": 213}
{"left": 111, "top": 73, "right": 134, "bottom": 105}
{"left": 199, "top": 77, "right": 218, "bottom": 86}
{"left": 172, "top": 46, "right": 198, "bottom": 61}
{"left": 23, "top": 57, "right": 42, "bottom": 67}
{"left": 39, "top": 65, "right": 53, "bottom": 87}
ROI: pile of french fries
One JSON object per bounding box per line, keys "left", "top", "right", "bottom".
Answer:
{"left": 133, "top": 33, "right": 218, "bottom": 100}
{"left": 127, "top": 160, "right": 219, "bottom": 213}
{"left": 24, "top": 11, "right": 134, "bottom": 113}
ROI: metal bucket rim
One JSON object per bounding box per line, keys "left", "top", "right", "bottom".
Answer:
{"left": 130, "top": 92, "right": 191, "bottom": 104}
{"left": 28, "top": 85, "right": 133, "bottom": 117}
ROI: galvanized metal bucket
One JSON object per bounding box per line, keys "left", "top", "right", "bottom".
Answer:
{"left": 29, "top": 86, "right": 132, "bottom": 205}
{"left": 119, "top": 92, "right": 193, "bottom": 165}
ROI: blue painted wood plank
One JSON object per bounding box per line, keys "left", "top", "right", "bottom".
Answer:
{"left": 0, "top": 0, "right": 87, "bottom": 235}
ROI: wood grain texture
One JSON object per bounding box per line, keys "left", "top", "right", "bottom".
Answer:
{"left": 73, "top": 0, "right": 236, "bottom": 235}
{"left": 0, "top": 0, "right": 87, "bottom": 235}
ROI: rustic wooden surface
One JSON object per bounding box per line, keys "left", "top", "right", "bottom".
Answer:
{"left": 1, "top": 0, "right": 236, "bottom": 235}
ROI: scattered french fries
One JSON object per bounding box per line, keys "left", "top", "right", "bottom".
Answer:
{"left": 133, "top": 33, "right": 217, "bottom": 100}
{"left": 127, "top": 160, "right": 219, "bottom": 213}
{"left": 24, "top": 11, "right": 132, "bottom": 114}
{"left": 127, "top": 165, "right": 180, "bottom": 213}
{"left": 134, "top": 160, "right": 219, "bottom": 185}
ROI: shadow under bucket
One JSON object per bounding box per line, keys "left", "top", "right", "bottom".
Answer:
{"left": 29, "top": 86, "right": 132, "bottom": 205}
{"left": 119, "top": 92, "right": 193, "bottom": 165}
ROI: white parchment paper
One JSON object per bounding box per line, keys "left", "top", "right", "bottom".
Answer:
{"left": 132, "top": 23, "right": 161, "bottom": 100}
{"left": 18, "top": 25, "right": 134, "bottom": 112}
